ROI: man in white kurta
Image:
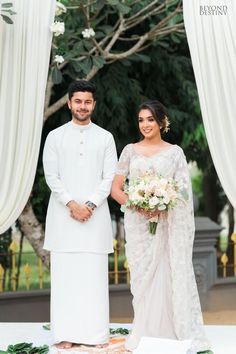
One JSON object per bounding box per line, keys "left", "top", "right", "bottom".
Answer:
{"left": 43, "top": 80, "right": 117, "bottom": 349}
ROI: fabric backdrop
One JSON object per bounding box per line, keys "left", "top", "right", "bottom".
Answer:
{"left": 0, "top": 0, "right": 56, "bottom": 233}
{"left": 183, "top": 0, "right": 236, "bottom": 209}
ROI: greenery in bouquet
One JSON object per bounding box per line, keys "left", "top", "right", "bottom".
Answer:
{"left": 121, "top": 171, "right": 187, "bottom": 235}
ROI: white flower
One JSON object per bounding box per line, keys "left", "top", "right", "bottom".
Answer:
{"left": 158, "top": 204, "right": 167, "bottom": 211}
{"left": 155, "top": 187, "right": 166, "bottom": 197}
{"left": 82, "top": 28, "right": 95, "bottom": 39}
{"left": 51, "top": 21, "right": 65, "bottom": 37}
{"left": 129, "top": 191, "right": 143, "bottom": 203}
{"left": 54, "top": 55, "right": 64, "bottom": 64}
{"left": 149, "top": 196, "right": 159, "bottom": 207}
{"left": 55, "top": 2, "right": 67, "bottom": 16}
{"left": 163, "top": 195, "right": 170, "bottom": 204}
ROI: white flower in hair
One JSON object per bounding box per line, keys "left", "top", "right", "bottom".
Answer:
{"left": 163, "top": 115, "right": 170, "bottom": 133}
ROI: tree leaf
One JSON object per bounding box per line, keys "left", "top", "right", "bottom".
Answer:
{"left": 83, "top": 40, "right": 94, "bottom": 51}
{"left": 115, "top": 3, "right": 131, "bottom": 14}
{"left": 78, "top": 58, "right": 93, "bottom": 75}
{"left": 94, "top": 31, "right": 104, "bottom": 40}
{"left": 1, "top": 9, "right": 16, "bottom": 15}
{"left": 128, "top": 53, "right": 151, "bottom": 63}
{"left": 92, "top": 56, "right": 106, "bottom": 69}
{"left": 0, "top": 14, "right": 13, "bottom": 24}
{"left": 1, "top": 2, "right": 13, "bottom": 8}
{"left": 98, "top": 25, "right": 113, "bottom": 35}
{"left": 51, "top": 66, "right": 63, "bottom": 84}
{"left": 107, "top": 0, "right": 119, "bottom": 5}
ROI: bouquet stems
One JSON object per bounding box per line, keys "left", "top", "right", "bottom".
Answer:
{"left": 149, "top": 221, "right": 158, "bottom": 235}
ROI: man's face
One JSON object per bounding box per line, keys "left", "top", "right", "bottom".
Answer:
{"left": 68, "top": 91, "right": 96, "bottom": 124}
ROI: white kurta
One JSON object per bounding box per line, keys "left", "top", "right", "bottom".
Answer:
{"left": 43, "top": 120, "right": 117, "bottom": 253}
{"left": 43, "top": 120, "right": 117, "bottom": 344}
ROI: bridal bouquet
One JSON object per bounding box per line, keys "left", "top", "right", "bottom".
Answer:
{"left": 122, "top": 171, "right": 186, "bottom": 235}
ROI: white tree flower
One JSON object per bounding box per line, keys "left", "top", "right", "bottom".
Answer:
{"left": 82, "top": 28, "right": 95, "bottom": 39}
{"left": 54, "top": 55, "right": 64, "bottom": 64}
{"left": 55, "top": 2, "right": 67, "bottom": 16}
{"left": 50, "top": 21, "right": 65, "bottom": 37}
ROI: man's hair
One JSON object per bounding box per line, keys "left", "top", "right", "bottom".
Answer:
{"left": 68, "top": 80, "right": 97, "bottom": 100}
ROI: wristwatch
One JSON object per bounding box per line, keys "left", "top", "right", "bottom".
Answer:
{"left": 85, "top": 201, "right": 97, "bottom": 210}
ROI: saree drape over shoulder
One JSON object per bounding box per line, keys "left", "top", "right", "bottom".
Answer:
{"left": 116, "top": 144, "right": 210, "bottom": 352}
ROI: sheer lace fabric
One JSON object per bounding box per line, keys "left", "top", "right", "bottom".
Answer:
{"left": 116, "top": 144, "right": 210, "bottom": 352}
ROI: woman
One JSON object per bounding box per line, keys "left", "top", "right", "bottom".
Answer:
{"left": 111, "top": 100, "right": 210, "bottom": 353}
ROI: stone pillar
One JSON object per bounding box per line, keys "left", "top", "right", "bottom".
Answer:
{"left": 193, "top": 216, "right": 222, "bottom": 293}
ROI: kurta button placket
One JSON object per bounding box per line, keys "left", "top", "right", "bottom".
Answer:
{"left": 79, "top": 129, "right": 85, "bottom": 160}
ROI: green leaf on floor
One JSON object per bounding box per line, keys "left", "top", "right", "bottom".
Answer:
{"left": 110, "top": 327, "right": 129, "bottom": 335}
{"left": 42, "top": 323, "right": 51, "bottom": 331}
{"left": 1, "top": 343, "right": 49, "bottom": 354}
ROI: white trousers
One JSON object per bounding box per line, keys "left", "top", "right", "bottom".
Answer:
{"left": 50, "top": 252, "right": 109, "bottom": 344}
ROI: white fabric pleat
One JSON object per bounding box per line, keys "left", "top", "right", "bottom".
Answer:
{"left": 50, "top": 252, "right": 109, "bottom": 344}
{"left": 0, "top": 0, "right": 56, "bottom": 233}
{"left": 183, "top": 0, "right": 236, "bottom": 208}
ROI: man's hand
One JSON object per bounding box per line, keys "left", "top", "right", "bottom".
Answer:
{"left": 66, "top": 200, "right": 93, "bottom": 222}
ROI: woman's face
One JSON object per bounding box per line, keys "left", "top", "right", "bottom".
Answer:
{"left": 138, "top": 109, "right": 161, "bottom": 139}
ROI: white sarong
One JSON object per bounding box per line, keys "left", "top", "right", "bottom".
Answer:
{"left": 50, "top": 252, "right": 109, "bottom": 344}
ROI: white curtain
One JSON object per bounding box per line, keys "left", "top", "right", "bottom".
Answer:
{"left": 0, "top": 0, "right": 56, "bottom": 233}
{"left": 183, "top": 0, "right": 236, "bottom": 209}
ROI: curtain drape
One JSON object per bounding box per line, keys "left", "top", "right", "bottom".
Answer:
{"left": 0, "top": 0, "right": 56, "bottom": 233}
{"left": 183, "top": 0, "right": 236, "bottom": 209}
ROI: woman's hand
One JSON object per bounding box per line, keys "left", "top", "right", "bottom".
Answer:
{"left": 137, "top": 208, "right": 162, "bottom": 219}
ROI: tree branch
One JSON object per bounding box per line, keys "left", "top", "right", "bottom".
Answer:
{"left": 104, "top": 14, "right": 125, "bottom": 53}
{"left": 106, "top": 33, "right": 149, "bottom": 60}
{"left": 18, "top": 202, "right": 50, "bottom": 269}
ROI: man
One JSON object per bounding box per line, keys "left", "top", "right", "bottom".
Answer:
{"left": 43, "top": 80, "right": 117, "bottom": 349}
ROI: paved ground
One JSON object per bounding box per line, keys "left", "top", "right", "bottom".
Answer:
{"left": 111, "top": 283, "right": 236, "bottom": 326}
{"left": 203, "top": 310, "right": 236, "bottom": 325}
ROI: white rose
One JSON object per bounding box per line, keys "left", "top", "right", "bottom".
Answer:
{"left": 163, "top": 195, "right": 170, "bottom": 204}
{"left": 54, "top": 55, "right": 64, "bottom": 64}
{"left": 149, "top": 196, "right": 159, "bottom": 207}
{"left": 155, "top": 187, "right": 166, "bottom": 197}
{"left": 55, "top": 2, "right": 67, "bottom": 16}
{"left": 51, "top": 21, "right": 65, "bottom": 37}
{"left": 159, "top": 178, "right": 168, "bottom": 187}
{"left": 130, "top": 192, "right": 143, "bottom": 203}
{"left": 82, "top": 28, "right": 95, "bottom": 39}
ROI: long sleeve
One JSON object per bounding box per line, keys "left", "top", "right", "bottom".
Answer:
{"left": 43, "top": 132, "right": 72, "bottom": 206}
{"left": 88, "top": 134, "right": 117, "bottom": 207}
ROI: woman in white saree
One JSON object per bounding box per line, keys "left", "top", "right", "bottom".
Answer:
{"left": 111, "top": 100, "right": 210, "bottom": 353}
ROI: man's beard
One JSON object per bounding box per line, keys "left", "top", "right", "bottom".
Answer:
{"left": 72, "top": 109, "right": 91, "bottom": 122}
